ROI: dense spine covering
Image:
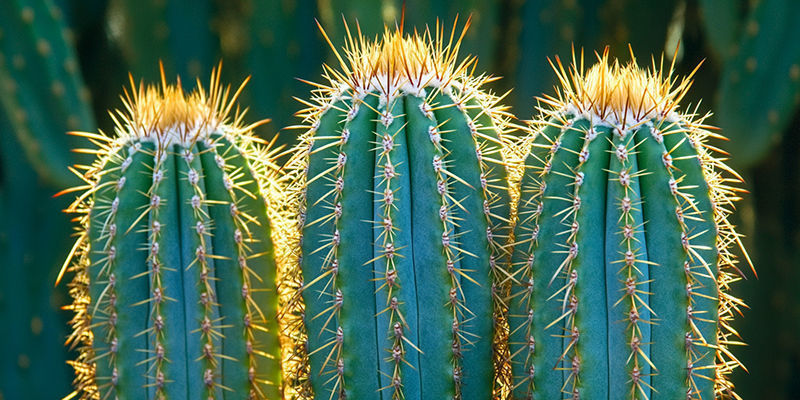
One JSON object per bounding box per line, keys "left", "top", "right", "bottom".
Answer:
{"left": 60, "top": 67, "right": 283, "bottom": 399}
{"left": 508, "top": 49, "right": 750, "bottom": 399}
{"left": 278, "top": 20, "right": 515, "bottom": 399}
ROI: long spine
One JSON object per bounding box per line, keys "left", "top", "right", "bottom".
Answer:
{"left": 64, "top": 73, "right": 282, "bottom": 399}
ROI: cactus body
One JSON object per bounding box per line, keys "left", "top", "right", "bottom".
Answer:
{"left": 280, "top": 22, "right": 513, "bottom": 399}
{"left": 508, "top": 51, "right": 748, "bottom": 399}
{"left": 62, "top": 69, "right": 282, "bottom": 399}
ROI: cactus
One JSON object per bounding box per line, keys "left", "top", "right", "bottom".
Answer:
{"left": 279, "top": 20, "right": 514, "bottom": 399}
{"left": 508, "top": 50, "right": 750, "bottom": 399}
{"left": 0, "top": 111, "right": 75, "bottom": 400}
{"left": 60, "top": 67, "right": 282, "bottom": 399}
{"left": 111, "top": 0, "right": 217, "bottom": 82}
{"left": 716, "top": 0, "right": 800, "bottom": 168}
{"left": 0, "top": 0, "right": 96, "bottom": 186}
{"left": 698, "top": 0, "right": 744, "bottom": 60}
{"left": 219, "top": 0, "right": 325, "bottom": 150}
{"left": 499, "top": 0, "right": 604, "bottom": 113}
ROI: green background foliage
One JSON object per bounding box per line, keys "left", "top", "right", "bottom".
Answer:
{"left": 0, "top": 0, "right": 796, "bottom": 398}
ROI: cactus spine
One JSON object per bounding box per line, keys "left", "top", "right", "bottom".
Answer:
{"left": 508, "top": 50, "right": 749, "bottom": 399}
{"left": 279, "top": 20, "right": 514, "bottom": 399}
{"left": 61, "top": 67, "right": 282, "bottom": 399}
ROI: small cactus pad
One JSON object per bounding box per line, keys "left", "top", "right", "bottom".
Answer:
{"left": 60, "top": 67, "right": 283, "bottom": 399}
{"left": 278, "top": 20, "right": 515, "bottom": 399}
{"left": 508, "top": 49, "right": 751, "bottom": 399}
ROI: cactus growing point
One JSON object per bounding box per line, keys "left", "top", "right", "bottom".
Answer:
{"left": 60, "top": 66, "right": 283, "bottom": 399}
{"left": 277, "top": 19, "right": 515, "bottom": 400}
{"left": 508, "top": 49, "right": 751, "bottom": 399}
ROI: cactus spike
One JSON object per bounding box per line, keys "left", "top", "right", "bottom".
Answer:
{"left": 61, "top": 65, "right": 283, "bottom": 399}
{"left": 509, "top": 47, "right": 750, "bottom": 399}
{"left": 277, "top": 19, "right": 514, "bottom": 400}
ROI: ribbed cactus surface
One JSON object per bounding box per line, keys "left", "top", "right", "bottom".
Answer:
{"left": 508, "top": 51, "right": 748, "bottom": 399}
{"left": 61, "top": 68, "right": 282, "bottom": 399}
{"left": 280, "top": 22, "right": 513, "bottom": 399}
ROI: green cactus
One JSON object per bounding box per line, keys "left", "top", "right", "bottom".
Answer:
{"left": 61, "top": 68, "right": 282, "bottom": 399}
{"left": 278, "top": 21, "right": 513, "bottom": 399}
{"left": 0, "top": 0, "right": 96, "bottom": 186}
{"left": 0, "top": 111, "right": 75, "bottom": 400}
{"left": 508, "top": 50, "right": 749, "bottom": 399}
{"left": 716, "top": 0, "right": 800, "bottom": 168}
{"left": 218, "top": 0, "right": 325, "bottom": 150}
{"left": 698, "top": 0, "right": 744, "bottom": 60}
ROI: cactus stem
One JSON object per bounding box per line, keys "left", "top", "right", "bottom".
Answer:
{"left": 61, "top": 65, "right": 283, "bottom": 399}
{"left": 277, "top": 19, "right": 515, "bottom": 400}
{"left": 510, "top": 47, "right": 751, "bottom": 399}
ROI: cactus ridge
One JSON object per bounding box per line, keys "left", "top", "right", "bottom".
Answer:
{"left": 60, "top": 67, "right": 283, "bottom": 399}
{"left": 508, "top": 49, "right": 750, "bottom": 399}
{"left": 277, "top": 20, "right": 515, "bottom": 400}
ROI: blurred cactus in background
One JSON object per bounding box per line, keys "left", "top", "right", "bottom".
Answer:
{"left": 1, "top": 0, "right": 798, "bottom": 399}
{"left": 509, "top": 50, "right": 748, "bottom": 399}
{"left": 0, "top": 1, "right": 95, "bottom": 399}
{"left": 714, "top": 0, "right": 800, "bottom": 169}
{"left": 0, "top": 113, "right": 76, "bottom": 399}
{"left": 0, "top": 0, "right": 96, "bottom": 187}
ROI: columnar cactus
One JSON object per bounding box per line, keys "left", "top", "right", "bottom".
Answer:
{"left": 279, "top": 21, "right": 514, "bottom": 399}
{"left": 61, "top": 68, "right": 283, "bottom": 399}
{"left": 0, "top": 0, "right": 96, "bottom": 186}
{"left": 508, "top": 50, "right": 749, "bottom": 399}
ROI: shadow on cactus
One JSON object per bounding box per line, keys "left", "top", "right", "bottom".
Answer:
{"left": 276, "top": 18, "right": 517, "bottom": 399}
{"left": 58, "top": 66, "right": 284, "bottom": 399}
{"left": 508, "top": 48, "right": 753, "bottom": 399}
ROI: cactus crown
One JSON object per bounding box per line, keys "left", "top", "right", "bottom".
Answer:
{"left": 109, "top": 66, "right": 265, "bottom": 147}
{"left": 60, "top": 66, "right": 283, "bottom": 399}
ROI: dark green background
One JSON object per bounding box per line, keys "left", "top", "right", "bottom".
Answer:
{"left": 1, "top": 0, "right": 797, "bottom": 398}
